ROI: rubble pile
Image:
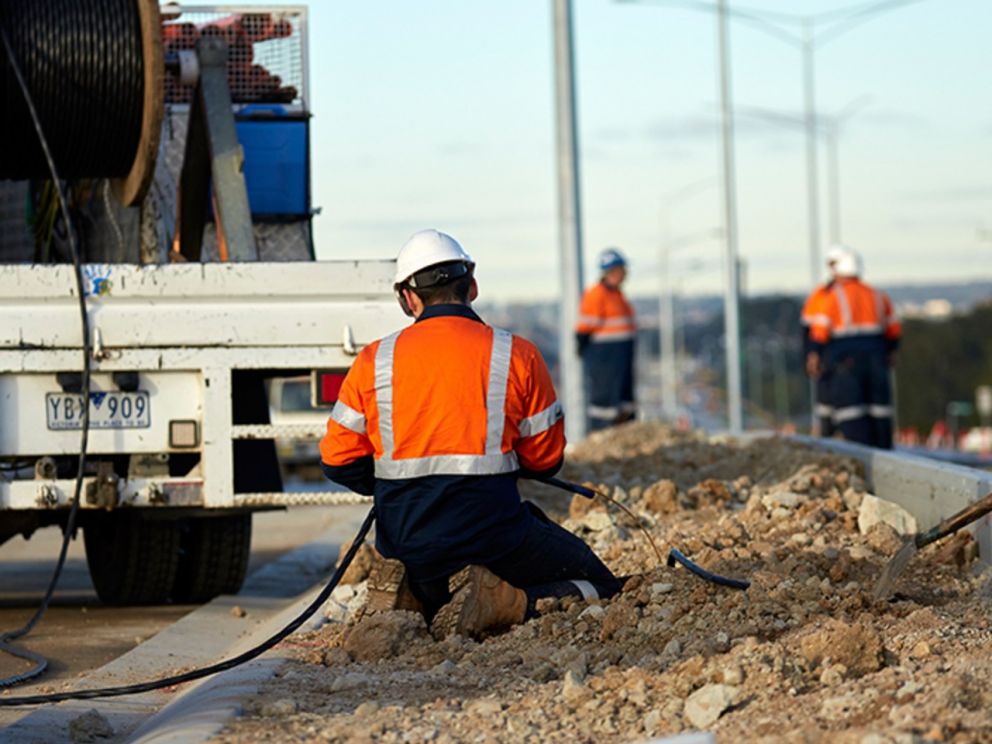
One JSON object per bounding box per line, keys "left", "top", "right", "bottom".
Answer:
{"left": 213, "top": 423, "right": 992, "bottom": 743}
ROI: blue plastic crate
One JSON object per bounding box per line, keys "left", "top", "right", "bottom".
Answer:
{"left": 235, "top": 105, "right": 309, "bottom": 218}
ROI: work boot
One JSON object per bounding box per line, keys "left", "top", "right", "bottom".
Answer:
{"left": 431, "top": 565, "right": 527, "bottom": 641}
{"left": 357, "top": 551, "right": 423, "bottom": 620}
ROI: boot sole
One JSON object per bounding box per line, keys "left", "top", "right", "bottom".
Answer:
{"left": 430, "top": 566, "right": 476, "bottom": 641}
{"left": 360, "top": 557, "right": 423, "bottom": 618}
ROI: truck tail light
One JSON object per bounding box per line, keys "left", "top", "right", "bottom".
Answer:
{"left": 312, "top": 370, "right": 346, "bottom": 407}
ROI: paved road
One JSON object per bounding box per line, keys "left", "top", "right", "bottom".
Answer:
{"left": 0, "top": 504, "right": 357, "bottom": 691}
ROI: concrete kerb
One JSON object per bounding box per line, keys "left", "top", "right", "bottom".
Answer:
{"left": 0, "top": 506, "right": 367, "bottom": 744}
{"left": 739, "top": 433, "right": 992, "bottom": 564}
{"left": 127, "top": 508, "right": 370, "bottom": 743}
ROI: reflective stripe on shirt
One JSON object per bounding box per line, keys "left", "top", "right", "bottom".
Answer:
{"left": 373, "top": 326, "right": 520, "bottom": 479}
{"left": 331, "top": 400, "right": 366, "bottom": 434}
{"left": 518, "top": 400, "right": 564, "bottom": 437}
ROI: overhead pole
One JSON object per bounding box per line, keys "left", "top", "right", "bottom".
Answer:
{"left": 716, "top": 0, "right": 743, "bottom": 434}
{"left": 551, "top": 0, "right": 586, "bottom": 442}
{"left": 801, "top": 19, "right": 821, "bottom": 287}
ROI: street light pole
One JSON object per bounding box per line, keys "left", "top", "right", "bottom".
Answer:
{"left": 551, "top": 0, "right": 586, "bottom": 443}
{"left": 801, "top": 19, "right": 821, "bottom": 287}
{"left": 716, "top": 0, "right": 743, "bottom": 434}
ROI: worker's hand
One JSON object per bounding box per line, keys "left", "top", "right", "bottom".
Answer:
{"left": 575, "top": 333, "right": 590, "bottom": 357}
{"left": 805, "top": 352, "right": 821, "bottom": 378}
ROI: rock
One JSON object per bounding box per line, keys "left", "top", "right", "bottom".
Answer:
{"left": 600, "top": 602, "right": 638, "bottom": 641}
{"left": 819, "top": 663, "right": 847, "bottom": 686}
{"left": 336, "top": 540, "right": 377, "bottom": 585}
{"left": 858, "top": 494, "right": 918, "bottom": 537}
{"left": 562, "top": 670, "right": 591, "bottom": 706}
{"left": 799, "top": 618, "right": 884, "bottom": 676}
{"left": 865, "top": 522, "right": 905, "bottom": 554}
{"left": 579, "top": 604, "right": 606, "bottom": 622}
{"left": 643, "top": 709, "right": 663, "bottom": 734}
{"left": 342, "top": 611, "right": 428, "bottom": 661}
{"left": 643, "top": 479, "right": 679, "bottom": 513}
{"left": 762, "top": 491, "right": 801, "bottom": 510}
{"left": 721, "top": 664, "right": 743, "bottom": 685}
{"left": 432, "top": 659, "right": 457, "bottom": 674}
{"left": 910, "top": 640, "right": 931, "bottom": 659}
{"left": 819, "top": 693, "right": 859, "bottom": 721}
{"left": 230, "top": 605, "right": 247, "bottom": 618}
{"left": 354, "top": 701, "right": 380, "bottom": 717}
{"left": 330, "top": 672, "right": 370, "bottom": 692}
{"left": 663, "top": 639, "right": 682, "bottom": 656}
{"left": 569, "top": 492, "right": 607, "bottom": 521}
{"left": 651, "top": 582, "right": 674, "bottom": 596}
{"left": 466, "top": 698, "right": 502, "bottom": 716}
{"left": 684, "top": 683, "right": 738, "bottom": 728}
{"left": 68, "top": 709, "right": 114, "bottom": 743}
{"left": 260, "top": 698, "right": 299, "bottom": 717}
{"left": 790, "top": 533, "right": 812, "bottom": 547}
{"left": 582, "top": 511, "right": 614, "bottom": 532}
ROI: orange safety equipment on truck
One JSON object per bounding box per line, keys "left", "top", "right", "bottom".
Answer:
{"left": 319, "top": 316, "right": 564, "bottom": 479}
{"left": 575, "top": 283, "right": 636, "bottom": 343}
{"left": 809, "top": 278, "right": 902, "bottom": 345}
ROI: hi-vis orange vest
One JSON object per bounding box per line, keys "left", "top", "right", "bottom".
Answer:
{"left": 575, "top": 282, "right": 636, "bottom": 342}
{"left": 319, "top": 315, "right": 565, "bottom": 479}
{"left": 800, "top": 283, "right": 833, "bottom": 330}
{"left": 809, "top": 277, "right": 902, "bottom": 345}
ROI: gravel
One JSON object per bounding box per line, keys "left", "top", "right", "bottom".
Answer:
{"left": 209, "top": 423, "right": 992, "bottom": 743}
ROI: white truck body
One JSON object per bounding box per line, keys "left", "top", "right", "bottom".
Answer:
{"left": 0, "top": 261, "right": 403, "bottom": 512}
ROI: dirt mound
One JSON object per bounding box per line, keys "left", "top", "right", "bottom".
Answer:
{"left": 213, "top": 424, "right": 992, "bottom": 743}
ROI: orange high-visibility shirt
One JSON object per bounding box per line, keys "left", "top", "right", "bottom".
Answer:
{"left": 320, "top": 314, "right": 565, "bottom": 479}
{"left": 575, "top": 282, "right": 636, "bottom": 342}
{"left": 800, "top": 283, "right": 833, "bottom": 329}
{"left": 809, "top": 278, "right": 902, "bottom": 345}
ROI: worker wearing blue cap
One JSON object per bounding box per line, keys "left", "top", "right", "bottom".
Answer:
{"left": 575, "top": 248, "right": 637, "bottom": 431}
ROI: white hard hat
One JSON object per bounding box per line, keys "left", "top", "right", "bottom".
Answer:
{"left": 825, "top": 243, "right": 851, "bottom": 267}
{"left": 394, "top": 229, "right": 474, "bottom": 287}
{"left": 832, "top": 248, "right": 862, "bottom": 278}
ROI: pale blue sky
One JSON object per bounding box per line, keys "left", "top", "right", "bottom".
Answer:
{"left": 233, "top": 0, "right": 991, "bottom": 300}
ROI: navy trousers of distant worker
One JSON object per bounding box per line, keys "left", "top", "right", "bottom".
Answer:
{"left": 583, "top": 338, "right": 635, "bottom": 432}
{"left": 824, "top": 337, "right": 893, "bottom": 449}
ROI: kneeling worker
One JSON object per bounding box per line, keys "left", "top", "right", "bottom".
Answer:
{"left": 320, "top": 229, "right": 621, "bottom": 639}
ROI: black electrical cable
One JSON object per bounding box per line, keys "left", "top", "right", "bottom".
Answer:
{"left": 0, "top": 22, "right": 92, "bottom": 689}
{"left": 667, "top": 548, "right": 751, "bottom": 590}
{"left": 0, "top": 0, "right": 144, "bottom": 180}
{"left": 0, "top": 508, "right": 377, "bottom": 706}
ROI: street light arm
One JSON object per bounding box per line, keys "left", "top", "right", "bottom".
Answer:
{"left": 815, "top": 0, "right": 930, "bottom": 47}
{"left": 616, "top": 0, "right": 803, "bottom": 47}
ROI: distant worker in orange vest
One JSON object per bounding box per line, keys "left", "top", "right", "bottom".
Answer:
{"left": 320, "top": 230, "right": 621, "bottom": 640}
{"left": 801, "top": 245, "right": 848, "bottom": 436}
{"left": 576, "top": 248, "right": 637, "bottom": 432}
{"left": 808, "top": 248, "right": 902, "bottom": 448}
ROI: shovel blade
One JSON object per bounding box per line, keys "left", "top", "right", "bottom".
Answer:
{"left": 873, "top": 540, "right": 918, "bottom": 601}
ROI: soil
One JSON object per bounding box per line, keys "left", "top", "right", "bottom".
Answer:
{"left": 210, "top": 423, "right": 992, "bottom": 743}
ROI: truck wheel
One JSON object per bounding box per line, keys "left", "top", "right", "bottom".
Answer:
{"left": 172, "top": 514, "right": 252, "bottom": 603}
{"left": 84, "top": 513, "right": 181, "bottom": 605}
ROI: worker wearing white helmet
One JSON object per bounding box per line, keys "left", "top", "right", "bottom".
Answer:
{"left": 575, "top": 247, "right": 637, "bottom": 431}
{"left": 320, "top": 229, "right": 621, "bottom": 639}
{"left": 807, "top": 246, "right": 902, "bottom": 448}
{"left": 801, "top": 244, "right": 853, "bottom": 435}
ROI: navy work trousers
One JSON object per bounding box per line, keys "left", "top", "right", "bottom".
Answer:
{"left": 404, "top": 502, "right": 621, "bottom": 622}
{"left": 583, "top": 338, "right": 635, "bottom": 432}
{"left": 826, "top": 347, "right": 893, "bottom": 449}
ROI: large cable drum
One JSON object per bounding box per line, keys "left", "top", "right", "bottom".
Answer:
{"left": 0, "top": 0, "right": 163, "bottom": 205}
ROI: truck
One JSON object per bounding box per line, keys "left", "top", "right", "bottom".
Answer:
{"left": 0, "top": 5, "right": 404, "bottom": 604}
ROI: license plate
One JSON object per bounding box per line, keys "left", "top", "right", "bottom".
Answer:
{"left": 46, "top": 391, "right": 151, "bottom": 430}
